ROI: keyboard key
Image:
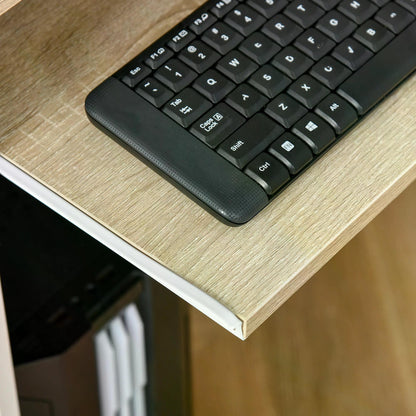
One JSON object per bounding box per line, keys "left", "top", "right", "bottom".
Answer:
{"left": 190, "top": 11, "right": 217, "bottom": 35}
{"left": 288, "top": 75, "right": 330, "bottom": 108}
{"left": 332, "top": 38, "right": 373, "bottom": 70}
{"left": 135, "top": 78, "right": 174, "bottom": 107}
{"left": 190, "top": 103, "right": 245, "bottom": 147}
{"left": 268, "top": 132, "right": 313, "bottom": 174}
{"left": 225, "top": 4, "right": 266, "bottom": 36}
{"left": 261, "top": 14, "right": 303, "bottom": 46}
{"left": 375, "top": 3, "right": 415, "bottom": 33}
{"left": 292, "top": 113, "right": 335, "bottom": 154}
{"left": 314, "top": 93, "right": 358, "bottom": 133}
{"left": 338, "top": 0, "right": 378, "bottom": 24}
{"left": 163, "top": 88, "right": 212, "bottom": 127}
{"left": 202, "top": 22, "right": 244, "bottom": 55}
{"left": 154, "top": 59, "right": 197, "bottom": 92}
{"left": 353, "top": 20, "right": 394, "bottom": 51}
{"left": 239, "top": 32, "right": 281, "bottom": 65}
{"left": 211, "top": 0, "right": 238, "bottom": 18}
{"left": 226, "top": 84, "right": 269, "bottom": 117}
{"left": 145, "top": 46, "right": 174, "bottom": 69}
{"left": 272, "top": 46, "right": 314, "bottom": 79}
{"left": 316, "top": 10, "right": 357, "bottom": 42}
{"left": 217, "top": 114, "right": 284, "bottom": 168}
{"left": 217, "top": 51, "right": 259, "bottom": 83}
{"left": 312, "top": 0, "right": 342, "bottom": 10}
{"left": 294, "top": 28, "right": 336, "bottom": 60}
{"left": 193, "top": 69, "right": 236, "bottom": 103}
{"left": 248, "top": 65, "right": 291, "bottom": 98}
{"left": 248, "top": 0, "right": 288, "bottom": 18}
{"left": 371, "top": 0, "right": 389, "bottom": 6}
{"left": 337, "top": 21, "right": 416, "bottom": 114}
{"left": 168, "top": 29, "right": 196, "bottom": 52}
{"left": 265, "top": 93, "right": 308, "bottom": 127}
{"left": 310, "top": 56, "right": 352, "bottom": 88}
{"left": 179, "top": 41, "right": 221, "bottom": 73}
{"left": 121, "top": 62, "right": 151, "bottom": 88}
{"left": 396, "top": 0, "right": 416, "bottom": 15}
{"left": 244, "top": 153, "right": 290, "bottom": 195}
{"left": 284, "top": 0, "right": 325, "bottom": 28}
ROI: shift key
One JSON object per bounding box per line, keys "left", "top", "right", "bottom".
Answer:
{"left": 217, "top": 114, "right": 284, "bottom": 169}
{"left": 190, "top": 104, "right": 245, "bottom": 148}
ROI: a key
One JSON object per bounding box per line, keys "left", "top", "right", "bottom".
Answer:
{"left": 265, "top": 93, "right": 308, "bottom": 127}
{"left": 272, "top": 46, "right": 314, "bottom": 79}
{"left": 145, "top": 46, "right": 174, "bottom": 69}
{"left": 135, "top": 78, "right": 174, "bottom": 107}
{"left": 190, "top": 103, "right": 245, "bottom": 147}
{"left": 268, "top": 132, "right": 313, "bottom": 174}
{"left": 154, "top": 59, "right": 197, "bottom": 92}
{"left": 202, "top": 22, "right": 243, "bottom": 55}
{"left": 211, "top": 0, "right": 238, "bottom": 18}
{"left": 292, "top": 113, "right": 335, "bottom": 154}
{"left": 167, "top": 29, "right": 196, "bottom": 52}
{"left": 190, "top": 11, "right": 217, "bottom": 35}
{"left": 316, "top": 10, "right": 357, "bottom": 42}
{"left": 375, "top": 3, "right": 415, "bottom": 33}
{"left": 314, "top": 93, "right": 358, "bottom": 133}
{"left": 284, "top": 0, "right": 325, "bottom": 28}
{"left": 217, "top": 114, "right": 284, "bottom": 168}
{"left": 310, "top": 56, "right": 352, "bottom": 89}
{"left": 247, "top": 0, "right": 288, "bottom": 18}
{"left": 162, "top": 88, "right": 212, "bottom": 127}
{"left": 224, "top": 4, "right": 266, "bottom": 36}
{"left": 244, "top": 153, "right": 290, "bottom": 195}
{"left": 338, "top": 0, "right": 378, "bottom": 24}
{"left": 248, "top": 65, "right": 291, "bottom": 98}
{"left": 121, "top": 61, "right": 151, "bottom": 88}
{"left": 353, "top": 20, "right": 394, "bottom": 52}
{"left": 179, "top": 41, "right": 221, "bottom": 73}
{"left": 217, "top": 51, "right": 259, "bottom": 83}
{"left": 239, "top": 32, "right": 281, "bottom": 65}
{"left": 312, "top": 0, "right": 342, "bottom": 11}
{"left": 332, "top": 38, "right": 373, "bottom": 70}
{"left": 288, "top": 75, "right": 330, "bottom": 109}
{"left": 193, "top": 69, "right": 236, "bottom": 103}
{"left": 226, "top": 84, "right": 269, "bottom": 117}
{"left": 261, "top": 14, "right": 303, "bottom": 46}
{"left": 294, "top": 28, "right": 336, "bottom": 60}
{"left": 337, "top": 22, "right": 416, "bottom": 115}
{"left": 371, "top": 0, "right": 389, "bottom": 6}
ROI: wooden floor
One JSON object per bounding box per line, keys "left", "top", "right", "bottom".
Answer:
{"left": 190, "top": 181, "right": 416, "bottom": 416}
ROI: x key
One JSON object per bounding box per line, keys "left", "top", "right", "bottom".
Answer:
{"left": 287, "top": 75, "right": 330, "bottom": 108}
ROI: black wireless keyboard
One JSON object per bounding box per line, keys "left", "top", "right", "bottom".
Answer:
{"left": 85, "top": 0, "right": 416, "bottom": 225}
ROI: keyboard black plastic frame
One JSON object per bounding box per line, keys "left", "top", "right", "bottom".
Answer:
{"left": 85, "top": 0, "right": 416, "bottom": 226}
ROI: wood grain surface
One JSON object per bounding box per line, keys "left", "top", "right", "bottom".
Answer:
{"left": 191, "top": 182, "right": 416, "bottom": 416}
{"left": 0, "top": 0, "right": 21, "bottom": 16}
{"left": 1, "top": 0, "right": 415, "bottom": 337}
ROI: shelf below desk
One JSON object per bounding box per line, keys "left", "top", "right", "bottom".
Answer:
{"left": 1, "top": 0, "right": 415, "bottom": 338}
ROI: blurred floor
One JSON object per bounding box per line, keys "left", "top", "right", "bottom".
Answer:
{"left": 190, "top": 182, "right": 416, "bottom": 416}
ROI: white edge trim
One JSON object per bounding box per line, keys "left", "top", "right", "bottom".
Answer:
{"left": 0, "top": 156, "right": 244, "bottom": 340}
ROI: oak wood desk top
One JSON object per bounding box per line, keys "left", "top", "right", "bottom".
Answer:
{"left": 1, "top": 0, "right": 415, "bottom": 338}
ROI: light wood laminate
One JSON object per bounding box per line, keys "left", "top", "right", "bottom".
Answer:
{"left": 0, "top": 0, "right": 21, "bottom": 16}
{"left": 1, "top": 0, "right": 415, "bottom": 337}
{"left": 191, "top": 182, "right": 416, "bottom": 415}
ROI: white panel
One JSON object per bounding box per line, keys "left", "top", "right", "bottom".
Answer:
{"left": 109, "top": 318, "right": 133, "bottom": 416}
{"left": 123, "top": 304, "right": 147, "bottom": 416}
{"left": 94, "top": 330, "right": 119, "bottom": 416}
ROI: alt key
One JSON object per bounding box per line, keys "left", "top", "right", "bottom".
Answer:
{"left": 244, "top": 153, "right": 290, "bottom": 195}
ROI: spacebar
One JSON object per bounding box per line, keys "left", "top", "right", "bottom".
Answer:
{"left": 337, "top": 22, "right": 416, "bottom": 115}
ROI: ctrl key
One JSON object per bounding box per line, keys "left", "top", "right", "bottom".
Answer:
{"left": 245, "top": 153, "right": 290, "bottom": 195}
